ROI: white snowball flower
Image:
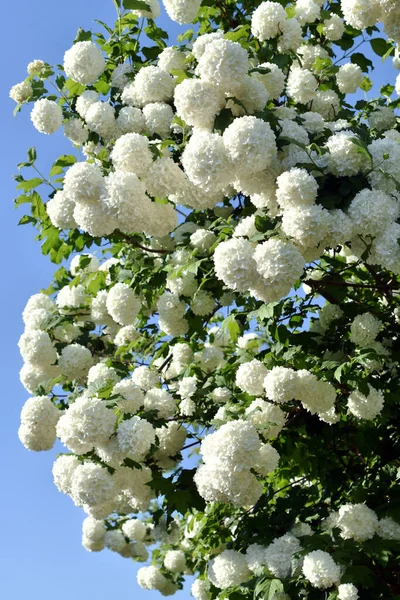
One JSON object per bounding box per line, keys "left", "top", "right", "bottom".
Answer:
{"left": 295, "top": 0, "right": 321, "bottom": 24}
{"left": 22, "top": 293, "right": 55, "bottom": 324}
{"left": 52, "top": 454, "right": 81, "bottom": 495}
{"left": 137, "top": 565, "right": 169, "bottom": 592}
{"left": 30, "top": 99, "right": 63, "bottom": 134}
{"left": 338, "top": 583, "right": 359, "bottom": 600}
{"left": 117, "top": 416, "right": 156, "bottom": 459}
{"left": 106, "top": 283, "right": 141, "bottom": 326}
{"left": 326, "top": 132, "right": 370, "bottom": 177}
{"left": 142, "top": 102, "right": 173, "bottom": 137}
{"left": 64, "top": 162, "right": 103, "bottom": 206}
{"left": 164, "top": 549, "right": 186, "bottom": 573}
{"left": 264, "top": 533, "right": 301, "bottom": 578}
{"left": 201, "top": 420, "right": 261, "bottom": 470}
{"left": 56, "top": 395, "right": 116, "bottom": 451}
{"left": 70, "top": 253, "right": 99, "bottom": 275}
{"left": 214, "top": 238, "right": 259, "bottom": 292}
{"left": 82, "top": 516, "right": 106, "bottom": 552}
{"left": 75, "top": 90, "right": 99, "bottom": 119}
{"left": 64, "top": 41, "right": 105, "bottom": 84}
{"left": 104, "top": 530, "right": 130, "bottom": 555}
{"left": 100, "top": 171, "right": 151, "bottom": 233}
{"left": 286, "top": 67, "right": 318, "bottom": 104}
{"left": 245, "top": 399, "right": 286, "bottom": 439}
{"left": 348, "top": 189, "right": 399, "bottom": 238}
{"left": 195, "top": 462, "right": 262, "bottom": 506}
{"left": 236, "top": 359, "right": 268, "bottom": 396}
{"left": 254, "top": 238, "right": 305, "bottom": 300}
{"left": 190, "top": 291, "right": 215, "bottom": 316}
{"left": 110, "top": 132, "right": 153, "bottom": 177}
{"left": 223, "top": 116, "right": 277, "bottom": 177}
{"left": 348, "top": 385, "right": 384, "bottom": 420}
{"left": 324, "top": 13, "right": 345, "bottom": 40}
{"left": 337, "top": 503, "right": 378, "bottom": 541}
{"left": 302, "top": 550, "right": 340, "bottom": 588}
{"left": 144, "top": 387, "right": 176, "bottom": 418}
{"left": 263, "top": 366, "right": 299, "bottom": 404}
{"left": 254, "top": 442, "right": 280, "bottom": 475}
{"left": 251, "top": 1, "right": 287, "bottom": 41}
{"left": 340, "top": 0, "right": 381, "bottom": 30}
{"left": 312, "top": 89, "right": 340, "bottom": 119}
{"left": 282, "top": 204, "right": 331, "bottom": 250}
{"left": 174, "top": 78, "right": 225, "bottom": 129}
{"left": 113, "top": 380, "right": 144, "bottom": 414}
{"left": 190, "top": 229, "right": 217, "bottom": 253}
{"left": 114, "top": 325, "right": 139, "bottom": 347}
{"left": 122, "top": 519, "right": 147, "bottom": 541}
{"left": 70, "top": 462, "right": 116, "bottom": 513}
{"left": 300, "top": 111, "right": 326, "bottom": 134}
{"left": 163, "top": 0, "right": 202, "bottom": 24}
{"left": 133, "top": 66, "right": 175, "bottom": 106}
{"left": 86, "top": 102, "right": 116, "bottom": 140}
{"left": 208, "top": 550, "right": 251, "bottom": 589}
{"left": 191, "top": 579, "right": 211, "bottom": 600}
{"left": 132, "top": 365, "right": 161, "bottom": 391}
{"left": 158, "top": 46, "right": 187, "bottom": 72}
{"left": 196, "top": 38, "right": 249, "bottom": 94}
{"left": 9, "top": 80, "right": 32, "bottom": 103}
{"left": 252, "top": 62, "right": 286, "bottom": 99}
{"left": 350, "top": 312, "right": 382, "bottom": 347}
{"left": 276, "top": 168, "right": 318, "bottom": 209}
{"left": 64, "top": 118, "right": 89, "bottom": 148}
{"left": 18, "top": 329, "right": 57, "bottom": 367}
{"left": 58, "top": 343, "right": 93, "bottom": 381}
{"left": 368, "top": 106, "right": 396, "bottom": 131}
{"left": 19, "top": 362, "right": 59, "bottom": 394}
{"left": 182, "top": 129, "right": 231, "bottom": 193}
{"left": 87, "top": 363, "right": 119, "bottom": 389}
{"left": 116, "top": 106, "right": 145, "bottom": 134}
{"left": 56, "top": 284, "right": 87, "bottom": 308}
{"left": 18, "top": 396, "right": 60, "bottom": 451}
{"left": 376, "top": 516, "right": 400, "bottom": 540}
{"left": 336, "top": 63, "right": 363, "bottom": 94}
{"left": 277, "top": 17, "right": 303, "bottom": 53}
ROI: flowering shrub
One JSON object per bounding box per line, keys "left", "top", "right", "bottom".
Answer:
{"left": 10, "top": 0, "right": 400, "bottom": 598}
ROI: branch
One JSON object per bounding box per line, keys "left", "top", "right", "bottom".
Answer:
{"left": 117, "top": 231, "right": 171, "bottom": 254}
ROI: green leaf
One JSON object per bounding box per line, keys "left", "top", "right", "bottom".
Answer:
{"left": 334, "top": 362, "right": 350, "bottom": 383}
{"left": 49, "top": 154, "right": 77, "bottom": 177}
{"left": 348, "top": 137, "right": 372, "bottom": 162}
{"left": 64, "top": 78, "right": 86, "bottom": 97}
{"left": 18, "top": 215, "right": 37, "bottom": 226}
{"left": 222, "top": 314, "right": 240, "bottom": 342}
{"left": 254, "top": 578, "right": 284, "bottom": 600}
{"left": 380, "top": 84, "right": 394, "bottom": 97}
{"left": 74, "top": 28, "right": 91, "bottom": 43}
{"left": 350, "top": 52, "right": 373, "bottom": 73}
{"left": 16, "top": 178, "right": 43, "bottom": 192}
{"left": 370, "top": 37, "right": 393, "bottom": 57}
{"left": 360, "top": 76, "right": 373, "bottom": 92}
{"left": 27, "top": 147, "right": 37, "bottom": 163}
{"left": 14, "top": 194, "right": 32, "bottom": 207}
{"left": 123, "top": 0, "right": 151, "bottom": 10}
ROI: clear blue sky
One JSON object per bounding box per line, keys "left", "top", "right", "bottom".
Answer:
{"left": 0, "top": 1, "right": 397, "bottom": 598}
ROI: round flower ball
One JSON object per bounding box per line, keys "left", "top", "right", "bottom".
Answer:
{"left": 63, "top": 41, "right": 106, "bottom": 85}
{"left": 31, "top": 99, "right": 63, "bottom": 135}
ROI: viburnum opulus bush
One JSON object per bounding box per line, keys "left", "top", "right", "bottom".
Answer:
{"left": 9, "top": 0, "right": 400, "bottom": 598}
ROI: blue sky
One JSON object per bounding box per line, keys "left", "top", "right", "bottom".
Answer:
{"left": 0, "top": 1, "right": 398, "bottom": 598}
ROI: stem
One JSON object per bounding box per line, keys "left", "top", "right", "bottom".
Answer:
{"left": 32, "top": 164, "right": 57, "bottom": 191}
{"left": 117, "top": 232, "right": 171, "bottom": 254}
